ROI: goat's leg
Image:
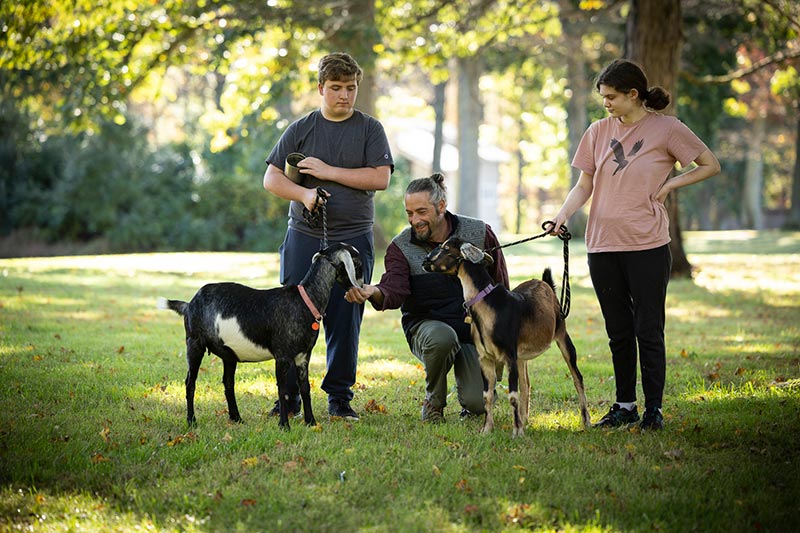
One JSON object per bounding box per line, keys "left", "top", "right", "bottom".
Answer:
{"left": 557, "top": 331, "right": 591, "bottom": 429}
{"left": 516, "top": 359, "right": 530, "bottom": 429}
{"left": 184, "top": 338, "right": 205, "bottom": 426}
{"left": 274, "top": 358, "right": 293, "bottom": 430}
{"left": 295, "top": 353, "right": 317, "bottom": 426}
{"left": 506, "top": 351, "right": 525, "bottom": 437}
{"left": 478, "top": 356, "right": 497, "bottom": 434}
{"left": 221, "top": 358, "right": 242, "bottom": 423}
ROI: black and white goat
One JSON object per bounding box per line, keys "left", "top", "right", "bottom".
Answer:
{"left": 424, "top": 237, "right": 590, "bottom": 437}
{"left": 157, "top": 242, "right": 363, "bottom": 430}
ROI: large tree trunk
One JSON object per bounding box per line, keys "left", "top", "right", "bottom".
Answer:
{"left": 625, "top": 0, "right": 692, "bottom": 278}
{"left": 328, "top": 0, "right": 378, "bottom": 116}
{"left": 559, "top": 0, "right": 589, "bottom": 237}
{"left": 785, "top": 113, "right": 800, "bottom": 230}
{"left": 456, "top": 55, "right": 482, "bottom": 216}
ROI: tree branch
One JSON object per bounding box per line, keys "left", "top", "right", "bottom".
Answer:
{"left": 683, "top": 46, "right": 800, "bottom": 85}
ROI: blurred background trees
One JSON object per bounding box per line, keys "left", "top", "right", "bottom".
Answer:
{"left": 1, "top": 0, "right": 797, "bottom": 258}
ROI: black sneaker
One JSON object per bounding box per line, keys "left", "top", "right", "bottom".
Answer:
{"left": 421, "top": 399, "right": 444, "bottom": 424}
{"left": 640, "top": 407, "right": 664, "bottom": 431}
{"left": 593, "top": 404, "right": 640, "bottom": 428}
{"left": 269, "top": 398, "right": 302, "bottom": 418}
{"left": 328, "top": 398, "right": 359, "bottom": 421}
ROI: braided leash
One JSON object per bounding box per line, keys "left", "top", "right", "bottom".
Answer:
{"left": 302, "top": 187, "right": 328, "bottom": 250}
{"left": 485, "top": 221, "right": 572, "bottom": 319}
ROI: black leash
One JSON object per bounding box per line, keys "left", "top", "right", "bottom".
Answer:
{"left": 485, "top": 221, "right": 572, "bottom": 319}
{"left": 302, "top": 187, "right": 328, "bottom": 250}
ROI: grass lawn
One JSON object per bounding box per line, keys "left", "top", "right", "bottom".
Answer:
{"left": 1, "top": 230, "right": 798, "bottom": 532}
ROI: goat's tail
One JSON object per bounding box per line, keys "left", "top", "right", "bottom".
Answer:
{"left": 156, "top": 297, "right": 188, "bottom": 316}
{"left": 542, "top": 268, "right": 556, "bottom": 292}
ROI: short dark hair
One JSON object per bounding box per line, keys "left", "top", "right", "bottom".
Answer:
{"left": 596, "top": 59, "right": 670, "bottom": 111}
{"left": 406, "top": 172, "right": 447, "bottom": 206}
{"left": 318, "top": 52, "right": 363, "bottom": 85}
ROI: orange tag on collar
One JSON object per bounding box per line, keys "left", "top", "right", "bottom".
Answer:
{"left": 311, "top": 322, "right": 320, "bottom": 331}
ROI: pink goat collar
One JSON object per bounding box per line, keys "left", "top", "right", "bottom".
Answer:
{"left": 298, "top": 285, "right": 323, "bottom": 330}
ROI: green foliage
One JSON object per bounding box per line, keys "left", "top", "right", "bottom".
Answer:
{"left": 0, "top": 231, "right": 798, "bottom": 531}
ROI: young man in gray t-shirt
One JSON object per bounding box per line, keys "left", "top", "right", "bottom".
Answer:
{"left": 263, "top": 52, "right": 394, "bottom": 420}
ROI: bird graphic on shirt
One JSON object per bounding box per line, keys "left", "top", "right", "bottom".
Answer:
{"left": 610, "top": 138, "right": 644, "bottom": 175}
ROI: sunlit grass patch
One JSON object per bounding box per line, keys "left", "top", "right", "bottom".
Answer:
{"left": 1, "top": 231, "right": 799, "bottom": 532}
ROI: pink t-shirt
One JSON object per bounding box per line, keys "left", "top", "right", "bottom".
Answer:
{"left": 572, "top": 112, "right": 709, "bottom": 253}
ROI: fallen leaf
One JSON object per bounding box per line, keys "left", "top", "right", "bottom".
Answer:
{"left": 364, "top": 399, "right": 387, "bottom": 413}
{"left": 735, "top": 367, "right": 746, "bottom": 376}
{"left": 241, "top": 457, "right": 260, "bottom": 468}
{"left": 240, "top": 499, "right": 257, "bottom": 507}
{"left": 680, "top": 349, "right": 688, "bottom": 358}
{"left": 116, "top": 346, "right": 125, "bottom": 354}
{"left": 99, "top": 426, "right": 111, "bottom": 443}
{"left": 91, "top": 452, "right": 110, "bottom": 463}
{"left": 663, "top": 449, "right": 683, "bottom": 460}
{"left": 454, "top": 479, "right": 471, "bottom": 492}
{"left": 432, "top": 465, "right": 441, "bottom": 476}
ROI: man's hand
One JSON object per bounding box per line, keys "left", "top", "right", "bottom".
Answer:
{"left": 345, "top": 284, "right": 380, "bottom": 305}
{"left": 297, "top": 157, "right": 332, "bottom": 181}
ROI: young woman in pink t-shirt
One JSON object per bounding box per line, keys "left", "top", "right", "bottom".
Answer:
{"left": 547, "top": 59, "right": 720, "bottom": 431}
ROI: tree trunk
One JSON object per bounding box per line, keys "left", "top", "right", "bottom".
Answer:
{"left": 785, "top": 113, "right": 800, "bottom": 230}
{"left": 559, "top": 0, "right": 589, "bottom": 237}
{"left": 327, "top": 0, "right": 378, "bottom": 117}
{"left": 625, "top": 0, "right": 692, "bottom": 278}
{"left": 516, "top": 114, "right": 525, "bottom": 234}
{"left": 432, "top": 81, "right": 446, "bottom": 174}
{"left": 456, "top": 55, "right": 482, "bottom": 216}
{"left": 742, "top": 112, "right": 767, "bottom": 229}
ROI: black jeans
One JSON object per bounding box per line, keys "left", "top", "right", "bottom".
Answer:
{"left": 588, "top": 244, "right": 671, "bottom": 410}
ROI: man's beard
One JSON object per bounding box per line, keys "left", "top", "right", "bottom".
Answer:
{"left": 411, "top": 222, "right": 431, "bottom": 241}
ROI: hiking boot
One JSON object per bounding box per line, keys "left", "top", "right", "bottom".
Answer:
{"left": 421, "top": 399, "right": 445, "bottom": 424}
{"left": 593, "top": 404, "right": 640, "bottom": 428}
{"left": 640, "top": 407, "right": 664, "bottom": 431}
{"left": 328, "top": 398, "right": 359, "bottom": 421}
{"left": 269, "top": 397, "right": 302, "bottom": 418}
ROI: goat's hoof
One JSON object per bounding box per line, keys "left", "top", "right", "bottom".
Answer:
{"left": 512, "top": 427, "right": 525, "bottom": 438}
{"left": 187, "top": 417, "right": 197, "bottom": 427}
{"left": 305, "top": 418, "right": 317, "bottom": 427}
{"left": 229, "top": 416, "right": 244, "bottom": 424}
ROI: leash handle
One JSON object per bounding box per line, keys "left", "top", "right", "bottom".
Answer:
{"left": 302, "top": 187, "right": 329, "bottom": 249}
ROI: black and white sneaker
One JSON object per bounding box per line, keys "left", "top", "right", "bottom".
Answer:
{"left": 640, "top": 407, "right": 664, "bottom": 431}
{"left": 328, "top": 398, "right": 359, "bottom": 421}
{"left": 593, "top": 404, "right": 640, "bottom": 428}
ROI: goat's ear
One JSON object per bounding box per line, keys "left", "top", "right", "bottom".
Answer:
{"left": 460, "top": 242, "right": 485, "bottom": 264}
{"left": 340, "top": 250, "right": 363, "bottom": 288}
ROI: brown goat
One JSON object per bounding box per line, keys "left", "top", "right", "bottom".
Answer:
{"left": 424, "top": 237, "right": 590, "bottom": 436}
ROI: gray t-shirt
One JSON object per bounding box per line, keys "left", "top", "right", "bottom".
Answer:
{"left": 266, "top": 109, "right": 394, "bottom": 240}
